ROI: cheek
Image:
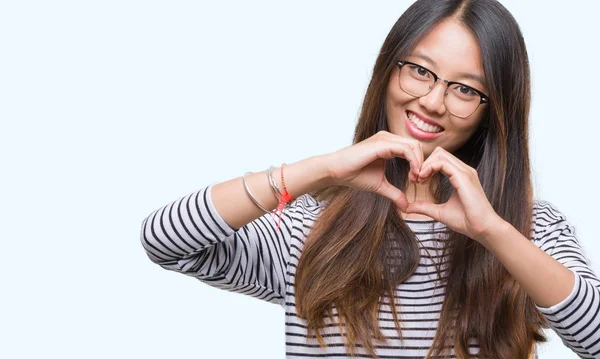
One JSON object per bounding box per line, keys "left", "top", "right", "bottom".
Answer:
{"left": 450, "top": 108, "right": 486, "bottom": 136}
{"left": 386, "top": 89, "right": 416, "bottom": 125}
{"left": 389, "top": 93, "right": 414, "bottom": 109}
{"left": 386, "top": 76, "right": 416, "bottom": 111}
{"left": 443, "top": 120, "right": 484, "bottom": 152}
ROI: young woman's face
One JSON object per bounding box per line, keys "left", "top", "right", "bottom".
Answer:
{"left": 385, "top": 18, "right": 489, "bottom": 158}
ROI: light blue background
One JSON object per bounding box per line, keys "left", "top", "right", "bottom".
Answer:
{"left": 1, "top": 1, "right": 598, "bottom": 358}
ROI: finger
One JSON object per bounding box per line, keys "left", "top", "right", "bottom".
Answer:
{"left": 417, "top": 141, "right": 424, "bottom": 169}
{"left": 407, "top": 140, "right": 424, "bottom": 180}
{"left": 418, "top": 149, "right": 458, "bottom": 181}
{"left": 419, "top": 157, "right": 468, "bottom": 191}
{"left": 417, "top": 149, "right": 440, "bottom": 183}
{"left": 403, "top": 142, "right": 422, "bottom": 182}
{"left": 405, "top": 200, "right": 441, "bottom": 222}
{"left": 418, "top": 148, "right": 478, "bottom": 186}
{"left": 428, "top": 147, "right": 473, "bottom": 175}
{"left": 375, "top": 180, "right": 409, "bottom": 211}
{"left": 401, "top": 140, "right": 423, "bottom": 182}
{"left": 376, "top": 141, "right": 420, "bottom": 182}
{"left": 386, "top": 133, "right": 423, "bottom": 181}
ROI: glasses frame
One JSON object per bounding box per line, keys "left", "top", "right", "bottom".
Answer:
{"left": 396, "top": 60, "right": 489, "bottom": 118}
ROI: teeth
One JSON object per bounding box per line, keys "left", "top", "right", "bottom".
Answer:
{"left": 407, "top": 112, "right": 443, "bottom": 133}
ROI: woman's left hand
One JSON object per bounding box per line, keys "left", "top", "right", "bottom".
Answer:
{"left": 404, "top": 146, "right": 505, "bottom": 242}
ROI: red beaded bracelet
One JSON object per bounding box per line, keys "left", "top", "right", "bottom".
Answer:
{"left": 271, "top": 163, "right": 294, "bottom": 230}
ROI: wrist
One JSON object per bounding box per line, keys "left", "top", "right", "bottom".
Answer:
{"left": 307, "top": 154, "right": 336, "bottom": 189}
{"left": 277, "top": 155, "right": 334, "bottom": 200}
{"left": 476, "top": 215, "right": 511, "bottom": 246}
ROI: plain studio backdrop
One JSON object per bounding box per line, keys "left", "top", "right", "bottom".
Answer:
{"left": 1, "top": 1, "right": 599, "bottom": 358}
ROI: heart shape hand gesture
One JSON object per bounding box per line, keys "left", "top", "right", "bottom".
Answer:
{"left": 325, "top": 131, "right": 504, "bottom": 242}
{"left": 404, "top": 146, "right": 504, "bottom": 242}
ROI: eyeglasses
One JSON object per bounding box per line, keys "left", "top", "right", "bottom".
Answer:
{"left": 396, "top": 60, "right": 489, "bottom": 118}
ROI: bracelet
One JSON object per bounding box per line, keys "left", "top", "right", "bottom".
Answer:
{"left": 280, "top": 163, "right": 290, "bottom": 196}
{"left": 271, "top": 163, "right": 295, "bottom": 230}
{"left": 243, "top": 172, "right": 270, "bottom": 214}
{"left": 266, "top": 166, "right": 281, "bottom": 200}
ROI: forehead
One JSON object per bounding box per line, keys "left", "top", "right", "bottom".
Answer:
{"left": 409, "top": 18, "right": 484, "bottom": 82}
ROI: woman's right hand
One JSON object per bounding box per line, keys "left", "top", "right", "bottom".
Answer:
{"left": 324, "top": 131, "right": 424, "bottom": 211}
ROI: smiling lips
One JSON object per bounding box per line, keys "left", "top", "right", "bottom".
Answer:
{"left": 407, "top": 111, "right": 443, "bottom": 133}
{"left": 405, "top": 110, "right": 444, "bottom": 140}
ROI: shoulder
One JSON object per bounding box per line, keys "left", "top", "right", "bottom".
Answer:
{"left": 287, "top": 193, "right": 325, "bottom": 235}
{"left": 531, "top": 198, "right": 578, "bottom": 252}
{"left": 290, "top": 193, "right": 325, "bottom": 218}
{"left": 532, "top": 199, "right": 568, "bottom": 230}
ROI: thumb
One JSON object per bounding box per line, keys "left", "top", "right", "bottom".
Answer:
{"left": 405, "top": 201, "right": 440, "bottom": 221}
{"left": 376, "top": 180, "right": 409, "bottom": 211}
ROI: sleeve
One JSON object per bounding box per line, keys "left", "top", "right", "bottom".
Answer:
{"left": 532, "top": 200, "right": 600, "bottom": 358}
{"left": 139, "top": 183, "right": 315, "bottom": 306}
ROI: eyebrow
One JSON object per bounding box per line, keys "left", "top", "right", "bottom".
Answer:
{"left": 408, "top": 52, "right": 486, "bottom": 86}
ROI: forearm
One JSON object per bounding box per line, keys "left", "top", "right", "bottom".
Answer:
{"left": 140, "top": 178, "right": 312, "bottom": 305}
{"left": 211, "top": 155, "right": 332, "bottom": 230}
{"left": 479, "top": 219, "right": 575, "bottom": 308}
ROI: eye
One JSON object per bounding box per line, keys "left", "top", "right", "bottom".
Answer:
{"left": 456, "top": 85, "right": 478, "bottom": 96}
{"left": 408, "top": 65, "right": 430, "bottom": 79}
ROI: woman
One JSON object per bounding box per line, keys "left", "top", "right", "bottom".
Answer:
{"left": 140, "top": 0, "right": 600, "bottom": 358}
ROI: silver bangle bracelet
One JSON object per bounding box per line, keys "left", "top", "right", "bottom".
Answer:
{"left": 266, "top": 166, "right": 281, "bottom": 200}
{"left": 243, "top": 171, "right": 271, "bottom": 214}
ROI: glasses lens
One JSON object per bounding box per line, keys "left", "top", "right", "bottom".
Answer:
{"left": 445, "top": 83, "right": 481, "bottom": 118}
{"left": 398, "top": 63, "right": 434, "bottom": 97}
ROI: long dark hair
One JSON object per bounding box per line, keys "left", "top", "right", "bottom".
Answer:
{"left": 294, "top": 0, "right": 547, "bottom": 358}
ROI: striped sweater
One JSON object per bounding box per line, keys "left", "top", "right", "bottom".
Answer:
{"left": 140, "top": 184, "right": 600, "bottom": 358}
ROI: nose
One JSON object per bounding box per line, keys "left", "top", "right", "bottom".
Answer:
{"left": 417, "top": 81, "right": 447, "bottom": 116}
